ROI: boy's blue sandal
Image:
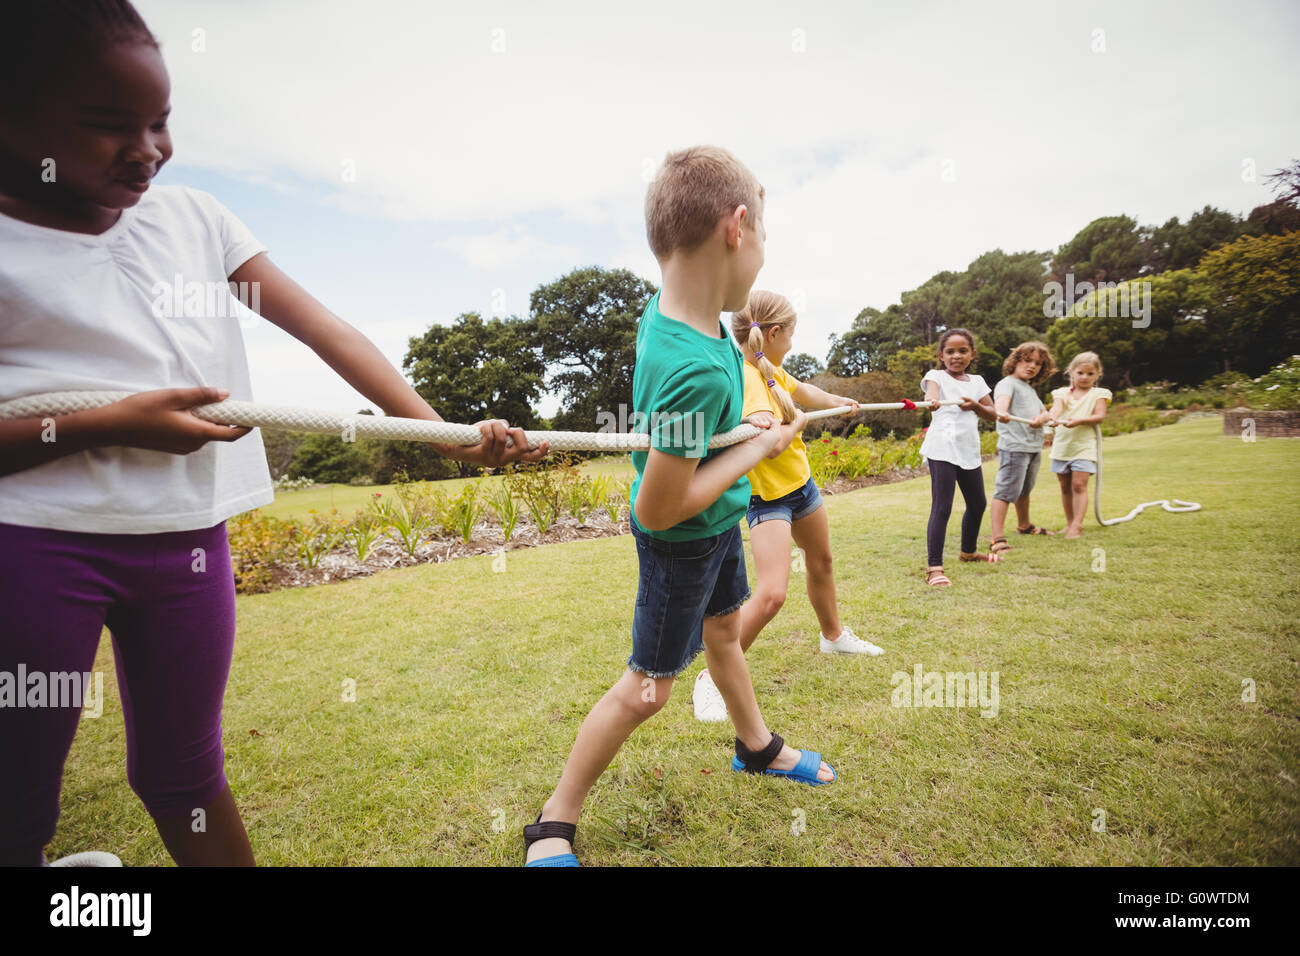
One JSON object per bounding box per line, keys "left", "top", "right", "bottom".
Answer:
{"left": 731, "top": 733, "right": 836, "bottom": 786}
{"left": 523, "top": 814, "right": 580, "bottom": 867}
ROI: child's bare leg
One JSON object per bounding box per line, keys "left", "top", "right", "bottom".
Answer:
{"left": 989, "top": 497, "right": 1010, "bottom": 540}
{"left": 153, "top": 784, "right": 254, "bottom": 866}
{"left": 703, "top": 610, "right": 833, "bottom": 782}
{"left": 529, "top": 669, "right": 672, "bottom": 861}
{"left": 1066, "top": 473, "right": 1090, "bottom": 537}
{"left": 791, "top": 506, "right": 841, "bottom": 639}
{"left": 1013, "top": 494, "right": 1032, "bottom": 530}
{"left": 1057, "top": 472, "right": 1074, "bottom": 530}
{"left": 738, "top": 520, "right": 794, "bottom": 654}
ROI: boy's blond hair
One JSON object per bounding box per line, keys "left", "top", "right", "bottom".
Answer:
{"left": 645, "top": 146, "right": 764, "bottom": 260}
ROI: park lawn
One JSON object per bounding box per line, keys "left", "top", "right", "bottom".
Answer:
{"left": 258, "top": 455, "right": 635, "bottom": 522}
{"left": 52, "top": 416, "right": 1299, "bottom": 865}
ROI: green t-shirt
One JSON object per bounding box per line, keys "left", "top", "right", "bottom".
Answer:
{"left": 629, "top": 291, "right": 749, "bottom": 541}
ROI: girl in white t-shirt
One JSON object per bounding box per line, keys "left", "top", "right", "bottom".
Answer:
{"left": 0, "top": 1, "right": 547, "bottom": 867}
{"left": 919, "top": 329, "right": 1006, "bottom": 587}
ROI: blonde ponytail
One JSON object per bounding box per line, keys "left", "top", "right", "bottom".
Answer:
{"left": 732, "top": 290, "right": 799, "bottom": 422}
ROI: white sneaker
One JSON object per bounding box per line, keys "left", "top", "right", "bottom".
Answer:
{"left": 45, "top": 851, "right": 123, "bottom": 867}
{"left": 692, "top": 669, "right": 729, "bottom": 722}
{"left": 820, "top": 625, "right": 884, "bottom": 656}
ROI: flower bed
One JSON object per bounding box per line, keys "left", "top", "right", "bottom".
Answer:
{"left": 230, "top": 458, "right": 631, "bottom": 594}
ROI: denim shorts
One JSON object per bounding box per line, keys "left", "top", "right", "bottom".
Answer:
{"left": 745, "top": 475, "right": 825, "bottom": 527}
{"left": 628, "top": 522, "right": 750, "bottom": 679}
{"left": 1050, "top": 457, "right": 1097, "bottom": 474}
{"left": 993, "top": 450, "right": 1041, "bottom": 501}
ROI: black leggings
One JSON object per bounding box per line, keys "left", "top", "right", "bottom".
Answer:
{"left": 926, "top": 458, "right": 987, "bottom": 565}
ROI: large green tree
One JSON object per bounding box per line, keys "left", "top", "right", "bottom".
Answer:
{"left": 404, "top": 311, "right": 545, "bottom": 430}
{"left": 1045, "top": 269, "right": 1214, "bottom": 387}
{"left": 827, "top": 304, "right": 918, "bottom": 376}
{"left": 784, "top": 352, "right": 825, "bottom": 381}
{"left": 1199, "top": 231, "right": 1300, "bottom": 375}
{"left": 1050, "top": 215, "right": 1147, "bottom": 287}
{"left": 1144, "top": 206, "right": 1241, "bottom": 273}
{"left": 529, "top": 266, "right": 657, "bottom": 431}
{"left": 937, "top": 249, "right": 1050, "bottom": 359}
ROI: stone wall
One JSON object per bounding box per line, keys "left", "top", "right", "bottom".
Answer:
{"left": 1223, "top": 408, "right": 1300, "bottom": 437}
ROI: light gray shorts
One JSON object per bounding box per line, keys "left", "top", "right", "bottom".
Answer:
{"left": 994, "top": 450, "right": 1041, "bottom": 502}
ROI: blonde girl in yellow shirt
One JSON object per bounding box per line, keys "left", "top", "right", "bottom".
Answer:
{"left": 1046, "top": 351, "right": 1112, "bottom": 539}
{"left": 690, "top": 291, "right": 883, "bottom": 722}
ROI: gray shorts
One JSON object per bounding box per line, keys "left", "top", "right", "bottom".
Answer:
{"left": 993, "top": 450, "right": 1041, "bottom": 502}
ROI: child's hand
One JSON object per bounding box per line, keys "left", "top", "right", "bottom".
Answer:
{"left": 744, "top": 411, "right": 777, "bottom": 430}
{"left": 1061, "top": 418, "right": 1076, "bottom": 429}
{"left": 997, "top": 412, "right": 1012, "bottom": 424}
{"left": 438, "top": 420, "right": 550, "bottom": 466}
{"left": 97, "top": 387, "right": 252, "bottom": 454}
{"left": 767, "top": 411, "right": 808, "bottom": 458}
{"left": 957, "top": 396, "right": 979, "bottom": 411}
{"left": 747, "top": 420, "right": 783, "bottom": 456}
{"left": 835, "top": 397, "right": 859, "bottom": 412}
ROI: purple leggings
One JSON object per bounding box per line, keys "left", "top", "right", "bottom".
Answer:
{"left": 0, "top": 521, "right": 236, "bottom": 866}
{"left": 926, "top": 458, "right": 988, "bottom": 565}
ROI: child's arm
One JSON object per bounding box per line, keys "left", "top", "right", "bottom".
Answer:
{"left": 923, "top": 379, "right": 941, "bottom": 410}
{"left": 1046, "top": 394, "right": 1066, "bottom": 425}
{"left": 1061, "top": 398, "right": 1109, "bottom": 427}
{"left": 229, "top": 254, "right": 548, "bottom": 467}
{"left": 791, "top": 381, "right": 858, "bottom": 414}
{"left": 959, "top": 394, "right": 1000, "bottom": 423}
{"left": 0, "top": 387, "right": 251, "bottom": 479}
{"left": 993, "top": 393, "right": 1014, "bottom": 424}
{"left": 634, "top": 412, "right": 805, "bottom": 531}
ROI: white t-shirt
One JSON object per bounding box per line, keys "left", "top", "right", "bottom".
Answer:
{"left": 918, "top": 368, "right": 991, "bottom": 470}
{"left": 0, "top": 185, "right": 274, "bottom": 533}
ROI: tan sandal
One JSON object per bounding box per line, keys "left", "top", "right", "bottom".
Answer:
{"left": 925, "top": 566, "right": 952, "bottom": 587}
{"left": 990, "top": 537, "right": 1012, "bottom": 556}
{"left": 960, "top": 550, "right": 1004, "bottom": 563}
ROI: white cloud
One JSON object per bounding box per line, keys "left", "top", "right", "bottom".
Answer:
{"left": 436, "top": 225, "right": 581, "bottom": 271}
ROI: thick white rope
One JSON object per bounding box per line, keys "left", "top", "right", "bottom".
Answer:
{"left": 1, "top": 391, "right": 1201, "bottom": 521}
{"left": 999, "top": 411, "right": 1201, "bottom": 525}
{"left": 0, "top": 390, "right": 958, "bottom": 452}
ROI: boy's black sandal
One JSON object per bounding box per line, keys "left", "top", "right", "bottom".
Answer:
{"left": 523, "top": 813, "right": 579, "bottom": 867}
{"left": 734, "top": 732, "right": 785, "bottom": 772}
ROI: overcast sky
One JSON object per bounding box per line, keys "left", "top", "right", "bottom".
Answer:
{"left": 138, "top": 0, "right": 1299, "bottom": 419}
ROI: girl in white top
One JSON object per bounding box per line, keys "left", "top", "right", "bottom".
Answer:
{"left": 919, "top": 328, "right": 1007, "bottom": 587}
{"left": 0, "top": 0, "right": 547, "bottom": 868}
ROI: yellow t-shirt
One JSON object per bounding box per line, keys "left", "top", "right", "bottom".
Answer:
{"left": 742, "top": 364, "right": 810, "bottom": 500}
{"left": 1049, "top": 386, "right": 1113, "bottom": 461}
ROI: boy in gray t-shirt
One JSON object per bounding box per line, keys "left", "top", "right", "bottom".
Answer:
{"left": 989, "top": 343, "right": 1056, "bottom": 553}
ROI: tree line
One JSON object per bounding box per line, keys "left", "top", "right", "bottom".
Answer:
{"left": 274, "top": 163, "right": 1300, "bottom": 484}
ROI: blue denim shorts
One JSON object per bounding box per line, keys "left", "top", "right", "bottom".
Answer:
{"left": 746, "top": 475, "right": 825, "bottom": 527}
{"left": 1050, "top": 457, "right": 1097, "bottom": 474}
{"left": 628, "top": 522, "right": 750, "bottom": 679}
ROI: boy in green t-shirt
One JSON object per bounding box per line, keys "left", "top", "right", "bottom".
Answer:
{"left": 524, "top": 146, "right": 835, "bottom": 867}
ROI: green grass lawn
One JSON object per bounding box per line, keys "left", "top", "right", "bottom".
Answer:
{"left": 258, "top": 455, "right": 635, "bottom": 522}
{"left": 53, "top": 417, "right": 1300, "bottom": 865}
